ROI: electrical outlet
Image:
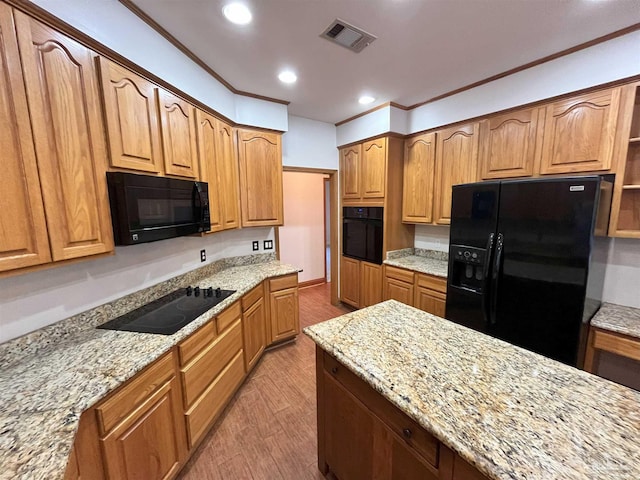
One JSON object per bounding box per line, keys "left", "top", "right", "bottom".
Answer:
{"left": 200, "top": 249, "right": 206, "bottom": 262}
{"left": 252, "top": 241, "right": 259, "bottom": 251}
{"left": 263, "top": 240, "right": 273, "bottom": 250}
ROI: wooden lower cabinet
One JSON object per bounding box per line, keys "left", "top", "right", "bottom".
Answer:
{"left": 268, "top": 274, "right": 300, "bottom": 344}
{"left": 317, "top": 348, "right": 488, "bottom": 480}
{"left": 101, "top": 377, "right": 186, "bottom": 480}
{"left": 242, "top": 285, "right": 267, "bottom": 372}
{"left": 340, "top": 256, "right": 361, "bottom": 307}
{"left": 383, "top": 266, "right": 447, "bottom": 317}
{"left": 360, "top": 262, "right": 382, "bottom": 308}
{"left": 340, "top": 256, "right": 383, "bottom": 309}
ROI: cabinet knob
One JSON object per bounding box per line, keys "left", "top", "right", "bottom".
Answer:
{"left": 402, "top": 428, "right": 412, "bottom": 439}
{"left": 331, "top": 367, "right": 338, "bottom": 374}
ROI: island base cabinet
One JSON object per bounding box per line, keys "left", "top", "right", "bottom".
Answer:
{"left": 316, "top": 347, "right": 489, "bottom": 480}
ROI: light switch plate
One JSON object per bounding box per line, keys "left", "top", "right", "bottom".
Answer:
{"left": 263, "top": 240, "right": 273, "bottom": 250}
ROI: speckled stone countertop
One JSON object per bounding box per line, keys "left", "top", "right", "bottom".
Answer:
{"left": 383, "top": 248, "right": 449, "bottom": 278}
{"left": 0, "top": 258, "right": 298, "bottom": 480}
{"left": 304, "top": 300, "right": 640, "bottom": 480}
{"left": 591, "top": 302, "right": 640, "bottom": 340}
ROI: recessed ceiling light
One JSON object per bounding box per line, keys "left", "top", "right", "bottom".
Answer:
{"left": 359, "top": 95, "right": 375, "bottom": 105}
{"left": 222, "top": 3, "right": 252, "bottom": 25}
{"left": 278, "top": 70, "right": 297, "bottom": 84}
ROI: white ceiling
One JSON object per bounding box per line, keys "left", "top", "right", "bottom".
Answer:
{"left": 131, "top": 0, "right": 640, "bottom": 124}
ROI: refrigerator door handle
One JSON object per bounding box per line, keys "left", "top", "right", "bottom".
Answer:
{"left": 481, "top": 233, "right": 495, "bottom": 325}
{"left": 489, "top": 233, "right": 504, "bottom": 325}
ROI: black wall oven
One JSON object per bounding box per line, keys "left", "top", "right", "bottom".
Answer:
{"left": 343, "top": 207, "right": 383, "bottom": 264}
{"left": 107, "top": 172, "right": 210, "bottom": 245}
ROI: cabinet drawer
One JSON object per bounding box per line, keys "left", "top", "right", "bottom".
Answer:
{"left": 217, "top": 301, "right": 241, "bottom": 334}
{"left": 323, "top": 352, "right": 438, "bottom": 467}
{"left": 185, "top": 349, "right": 245, "bottom": 448}
{"left": 417, "top": 273, "right": 447, "bottom": 294}
{"left": 385, "top": 265, "right": 415, "bottom": 284}
{"left": 242, "top": 284, "right": 263, "bottom": 311}
{"left": 269, "top": 273, "right": 298, "bottom": 292}
{"left": 181, "top": 319, "right": 243, "bottom": 407}
{"left": 178, "top": 321, "right": 216, "bottom": 367}
{"left": 96, "top": 351, "right": 175, "bottom": 435}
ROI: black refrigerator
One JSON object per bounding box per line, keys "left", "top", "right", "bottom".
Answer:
{"left": 445, "top": 176, "right": 612, "bottom": 367}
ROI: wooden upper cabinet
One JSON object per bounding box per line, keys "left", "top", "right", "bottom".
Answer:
{"left": 0, "top": 5, "right": 52, "bottom": 273}
{"left": 196, "top": 109, "right": 223, "bottom": 233}
{"left": 434, "top": 122, "right": 480, "bottom": 225}
{"left": 402, "top": 132, "right": 436, "bottom": 223}
{"left": 237, "top": 129, "right": 284, "bottom": 226}
{"left": 96, "top": 57, "right": 163, "bottom": 174}
{"left": 340, "top": 145, "right": 361, "bottom": 200}
{"left": 215, "top": 120, "right": 240, "bottom": 230}
{"left": 158, "top": 89, "right": 199, "bottom": 179}
{"left": 361, "top": 138, "right": 387, "bottom": 199}
{"left": 479, "top": 107, "right": 542, "bottom": 179}
{"left": 540, "top": 88, "right": 621, "bottom": 174}
{"left": 15, "top": 12, "right": 114, "bottom": 262}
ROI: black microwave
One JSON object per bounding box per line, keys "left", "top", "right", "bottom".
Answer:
{"left": 106, "top": 172, "right": 211, "bottom": 245}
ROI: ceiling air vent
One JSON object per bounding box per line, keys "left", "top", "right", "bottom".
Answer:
{"left": 320, "top": 19, "right": 376, "bottom": 53}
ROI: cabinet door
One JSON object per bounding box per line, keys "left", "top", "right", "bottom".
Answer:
{"left": 216, "top": 120, "right": 240, "bottom": 230}
{"left": 15, "top": 12, "right": 114, "bottom": 261}
{"left": 361, "top": 138, "right": 387, "bottom": 199}
{"left": 434, "top": 123, "right": 479, "bottom": 225}
{"left": 323, "top": 373, "right": 376, "bottom": 480}
{"left": 340, "top": 256, "right": 360, "bottom": 308}
{"left": 0, "top": 6, "right": 51, "bottom": 272}
{"left": 158, "top": 89, "right": 199, "bottom": 178}
{"left": 340, "top": 145, "right": 361, "bottom": 200}
{"left": 383, "top": 278, "right": 414, "bottom": 306}
{"left": 390, "top": 435, "right": 439, "bottom": 480}
{"left": 479, "top": 107, "right": 541, "bottom": 179}
{"left": 360, "top": 261, "right": 382, "bottom": 308}
{"left": 196, "top": 109, "right": 223, "bottom": 233}
{"left": 415, "top": 287, "right": 446, "bottom": 317}
{"left": 540, "top": 88, "right": 620, "bottom": 174}
{"left": 237, "top": 129, "right": 284, "bottom": 226}
{"left": 402, "top": 133, "right": 436, "bottom": 223}
{"left": 101, "top": 378, "right": 187, "bottom": 480}
{"left": 96, "top": 58, "right": 162, "bottom": 174}
{"left": 270, "top": 286, "right": 300, "bottom": 344}
{"left": 243, "top": 296, "right": 266, "bottom": 372}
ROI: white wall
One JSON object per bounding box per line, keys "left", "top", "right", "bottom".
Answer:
{"left": 336, "top": 106, "right": 392, "bottom": 147}
{"left": 279, "top": 172, "right": 326, "bottom": 283}
{"left": 32, "top": 0, "right": 288, "bottom": 131}
{"left": 335, "top": 29, "right": 640, "bottom": 141}
{"left": 0, "top": 228, "right": 275, "bottom": 343}
{"left": 282, "top": 115, "right": 338, "bottom": 170}
{"left": 406, "top": 30, "right": 640, "bottom": 134}
{"left": 414, "top": 225, "right": 450, "bottom": 253}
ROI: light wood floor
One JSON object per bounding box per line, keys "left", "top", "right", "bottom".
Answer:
{"left": 179, "top": 283, "right": 352, "bottom": 480}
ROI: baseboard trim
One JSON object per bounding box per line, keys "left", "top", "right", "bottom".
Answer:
{"left": 299, "top": 278, "right": 327, "bottom": 289}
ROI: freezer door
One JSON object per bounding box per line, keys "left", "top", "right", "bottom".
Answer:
{"left": 445, "top": 182, "right": 499, "bottom": 331}
{"left": 490, "top": 177, "right": 600, "bottom": 366}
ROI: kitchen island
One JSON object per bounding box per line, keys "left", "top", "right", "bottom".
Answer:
{"left": 304, "top": 300, "right": 640, "bottom": 480}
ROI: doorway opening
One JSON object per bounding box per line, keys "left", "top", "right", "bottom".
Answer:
{"left": 278, "top": 167, "right": 338, "bottom": 304}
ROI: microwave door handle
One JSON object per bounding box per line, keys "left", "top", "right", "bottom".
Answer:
{"left": 192, "top": 182, "right": 207, "bottom": 226}
{"left": 481, "top": 233, "right": 495, "bottom": 326}
{"left": 489, "top": 233, "right": 504, "bottom": 326}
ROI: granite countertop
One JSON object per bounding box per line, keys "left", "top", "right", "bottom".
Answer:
{"left": 384, "top": 248, "right": 448, "bottom": 278}
{"left": 0, "top": 260, "right": 298, "bottom": 480}
{"left": 304, "top": 300, "right": 640, "bottom": 480}
{"left": 591, "top": 302, "right": 640, "bottom": 340}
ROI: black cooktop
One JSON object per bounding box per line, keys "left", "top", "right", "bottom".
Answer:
{"left": 97, "top": 286, "right": 236, "bottom": 335}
